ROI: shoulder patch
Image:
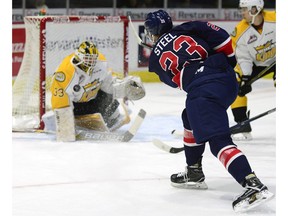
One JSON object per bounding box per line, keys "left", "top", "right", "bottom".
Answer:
{"left": 55, "top": 72, "right": 66, "bottom": 82}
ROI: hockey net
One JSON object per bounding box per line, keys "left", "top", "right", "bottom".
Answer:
{"left": 12, "top": 16, "right": 129, "bottom": 131}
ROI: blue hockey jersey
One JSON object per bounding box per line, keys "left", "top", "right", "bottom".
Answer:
{"left": 148, "top": 21, "right": 236, "bottom": 91}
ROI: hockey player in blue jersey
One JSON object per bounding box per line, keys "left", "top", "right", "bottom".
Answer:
{"left": 144, "top": 10, "right": 273, "bottom": 212}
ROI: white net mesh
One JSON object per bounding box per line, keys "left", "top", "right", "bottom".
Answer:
{"left": 12, "top": 16, "right": 128, "bottom": 131}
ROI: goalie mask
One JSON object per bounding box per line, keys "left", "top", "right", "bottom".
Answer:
{"left": 144, "top": 10, "right": 173, "bottom": 44}
{"left": 239, "top": 0, "right": 264, "bottom": 24}
{"left": 74, "top": 41, "right": 99, "bottom": 75}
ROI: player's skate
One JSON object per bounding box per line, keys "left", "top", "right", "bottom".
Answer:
{"left": 231, "top": 123, "right": 253, "bottom": 141}
{"left": 170, "top": 157, "right": 208, "bottom": 189}
{"left": 232, "top": 173, "right": 274, "bottom": 213}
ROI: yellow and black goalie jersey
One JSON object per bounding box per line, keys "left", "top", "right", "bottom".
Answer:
{"left": 50, "top": 53, "right": 114, "bottom": 110}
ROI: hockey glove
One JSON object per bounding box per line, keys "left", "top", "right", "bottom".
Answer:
{"left": 113, "top": 76, "right": 145, "bottom": 100}
{"left": 238, "top": 75, "right": 252, "bottom": 97}
{"left": 124, "top": 76, "right": 146, "bottom": 100}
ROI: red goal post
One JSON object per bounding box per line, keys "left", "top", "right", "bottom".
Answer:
{"left": 12, "top": 16, "right": 129, "bottom": 131}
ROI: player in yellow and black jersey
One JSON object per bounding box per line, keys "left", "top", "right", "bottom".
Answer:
{"left": 230, "top": 0, "right": 275, "bottom": 140}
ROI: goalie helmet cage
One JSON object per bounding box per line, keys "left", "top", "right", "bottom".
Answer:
{"left": 12, "top": 16, "right": 129, "bottom": 131}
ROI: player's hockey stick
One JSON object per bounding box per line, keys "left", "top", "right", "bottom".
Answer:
{"left": 152, "top": 138, "right": 185, "bottom": 153}
{"left": 128, "top": 16, "right": 153, "bottom": 49}
{"left": 76, "top": 108, "right": 146, "bottom": 142}
{"left": 230, "top": 107, "right": 275, "bottom": 133}
{"left": 246, "top": 62, "right": 276, "bottom": 86}
{"left": 154, "top": 107, "right": 276, "bottom": 153}
{"left": 172, "top": 108, "right": 275, "bottom": 138}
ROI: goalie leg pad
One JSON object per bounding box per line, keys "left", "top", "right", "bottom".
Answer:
{"left": 54, "top": 107, "right": 76, "bottom": 142}
{"left": 75, "top": 113, "right": 109, "bottom": 132}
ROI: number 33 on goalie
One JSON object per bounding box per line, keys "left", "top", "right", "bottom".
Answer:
{"left": 44, "top": 41, "right": 145, "bottom": 142}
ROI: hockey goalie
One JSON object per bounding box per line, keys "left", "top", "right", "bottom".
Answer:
{"left": 43, "top": 41, "right": 145, "bottom": 142}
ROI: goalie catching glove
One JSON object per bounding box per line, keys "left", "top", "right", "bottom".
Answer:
{"left": 113, "top": 76, "right": 145, "bottom": 100}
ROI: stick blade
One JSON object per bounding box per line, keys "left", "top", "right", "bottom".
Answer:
{"left": 170, "top": 147, "right": 184, "bottom": 153}
{"left": 152, "top": 139, "right": 184, "bottom": 153}
{"left": 152, "top": 139, "right": 171, "bottom": 153}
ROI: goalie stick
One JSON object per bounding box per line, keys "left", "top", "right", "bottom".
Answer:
{"left": 128, "top": 16, "right": 153, "bottom": 49}
{"left": 17, "top": 108, "right": 146, "bottom": 142}
{"left": 154, "top": 107, "right": 276, "bottom": 153}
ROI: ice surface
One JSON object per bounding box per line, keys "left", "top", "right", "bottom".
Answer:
{"left": 12, "top": 80, "right": 277, "bottom": 216}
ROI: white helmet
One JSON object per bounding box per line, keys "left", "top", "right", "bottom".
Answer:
{"left": 239, "top": 0, "right": 264, "bottom": 11}
{"left": 239, "top": 0, "right": 264, "bottom": 24}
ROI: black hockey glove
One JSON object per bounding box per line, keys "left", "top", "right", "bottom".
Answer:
{"left": 238, "top": 75, "right": 252, "bottom": 97}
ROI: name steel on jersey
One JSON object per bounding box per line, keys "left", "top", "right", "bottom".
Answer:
{"left": 154, "top": 33, "right": 177, "bottom": 56}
